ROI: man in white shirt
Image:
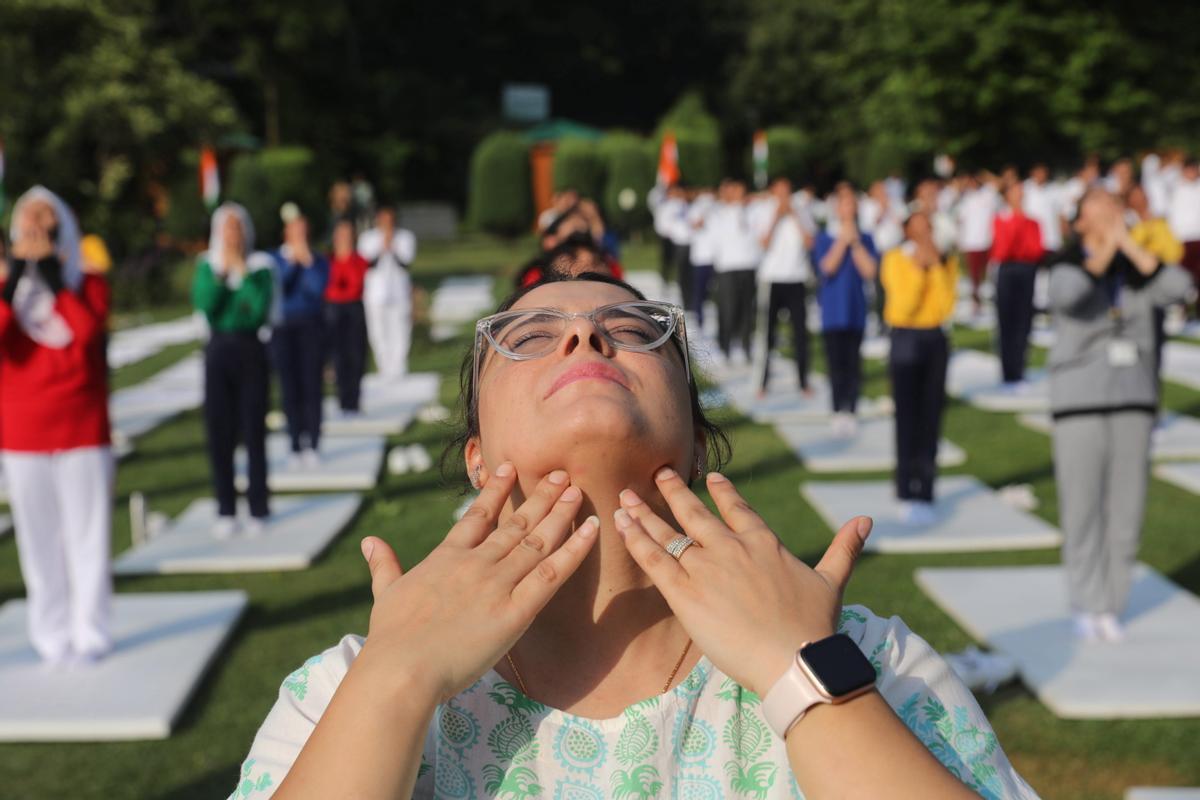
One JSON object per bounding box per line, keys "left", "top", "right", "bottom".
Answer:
{"left": 752, "top": 178, "right": 815, "bottom": 396}
{"left": 956, "top": 173, "right": 1000, "bottom": 311}
{"left": 1023, "top": 164, "right": 1064, "bottom": 252}
{"left": 711, "top": 179, "right": 762, "bottom": 363}
{"left": 858, "top": 181, "right": 904, "bottom": 253}
{"left": 357, "top": 205, "right": 416, "bottom": 380}
{"left": 686, "top": 188, "right": 719, "bottom": 330}
{"left": 1167, "top": 158, "right": 1200, "bottom": 310}
{"left": 666, "top": 188, "right": 695, "bottom": 320}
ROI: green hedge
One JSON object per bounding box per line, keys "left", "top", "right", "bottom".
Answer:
{"left": 164, "top": 150, "right": 210, "bottom": 243}
{"left": 765, "top": 126, "right": 809, "bottom": 183}
{"left": 226, "top": 147, "right": 325, "bottom": 248}
{"left": 672, "top": 131, "right": 722, "bottom": 187}
{"left": 599, "top": 132, "right": 654, "bottom": 233}
{"left": 467, "top": 131, "right": 531, "bottom": 236}
{"left": 552, "top": 138, "right": 605, "bottom": 199}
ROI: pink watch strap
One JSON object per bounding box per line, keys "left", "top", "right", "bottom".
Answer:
{"left": 762, "top": 650, "right": 830, "bottom": 738}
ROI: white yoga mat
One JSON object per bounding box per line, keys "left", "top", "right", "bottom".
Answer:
{"left": 0, "top": 591, "right": 246, "bottom": 741}
{"left": 237, "top": 434, "right": 384, "bottom": 492}
{"left": 1163, "top": 341, "right": 1200, "bottom": 391}
{"left": 801, "top": 476, "right": 1062, "bottom": 553}
{"left": 1154, "top": 462, "right": 1200, "bottom": 496}
{"left": 775, "top": 416, "right": 965, "bottom": 473}
{"left": 108, "top": 315, "right": 204, "bottom": 369}
{"left": 1126, "top": 789, "right": 1200, "bottom": 800}
{"left": 113, "top": 493, "right": 361, "bottom": 575}
{"left": 946, "top": 349, "right": 1049, "bottom": 412}
{"left": 916, "top": 564, "right": 1200, "bottom": 719}
{"left": 430, "top": 275, "right": 496, "bottom": 324}
{"left": 322, "top": 372, "right": 440, "bottom": 436}
{"left": 1021, "top": 412, "right": 1200, "bottom": 461}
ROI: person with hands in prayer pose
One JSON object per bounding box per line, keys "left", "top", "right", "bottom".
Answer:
{"left": 230, "top": 272, "right": 1037, "bottom": 800}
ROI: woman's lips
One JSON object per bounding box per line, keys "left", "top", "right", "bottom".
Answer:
{"left": 545, "top": 361, "right": 630, "bottom": 398}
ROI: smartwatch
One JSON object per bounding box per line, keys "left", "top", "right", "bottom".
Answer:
{"left": 762, "top": 633, "right": 877, "bottom": 739}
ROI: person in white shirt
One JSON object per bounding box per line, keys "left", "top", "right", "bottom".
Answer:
{"left": 1060, "top": 158, "right": 1100, "bottom": 222}
{"left": 666, "top": 188, "right": 695, "bottom": 319}
{"left": 1104, "top": 158, "right": 1134, "bottom": 197}
{"left": 1023, "top": 164, "right": 1064, "bottom": 252}
{"left": 914, "top": 178, "right": 957, "bottom": 256}
{"left": 651, "top": 184, "right": 688, "bottom": 285}
{"left": 357, "top": 205, "right": 416, "bottom": 380}
{"left": 686, "top": 188, "right": 719, "bottom": 329}
{"left": 1167, "top": 158, "right": 1200, "bottom": 309}
{"left": 753, "top": 178, "right": 815, "bottom": 396}
{"left": 955, "top": 173, "right": 1000, "bottom": 311}
{"left": 712, "top": 179, "right": 762, "bottom": 363}
{"left": 858, "top": 181, "right": 904, "bottom": 253}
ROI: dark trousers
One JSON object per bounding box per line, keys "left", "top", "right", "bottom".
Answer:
{"left": 889, "top": 327, "right": 949, "bottom": 502}
{"left": 204, "top": 332, "right": 270, "bottom": 518}
{"left": 760, "top": 282, "right": 810, "bottom": 391}
{"left": 995, "top": 260, "right": 1037, "bottom": 383}
{"left": 660, "top": 237, "right": 676, "bottom": 281}
{"left": 691, "top": 264, "right": 714, "bottom": 328}
{"left": 716, "top": 269, "right": 757, "bottom": 357}
{"left": 273, "top": 316, "right": 325, "bottom": 452}
{"left": 325, "top": 301, "right": 368, "bottom": 412}
{"left": 674, "top": 244, "right": 694, "bottom": 314}
{"left": 823, "top": 328, "right": 864, "bottom": 413}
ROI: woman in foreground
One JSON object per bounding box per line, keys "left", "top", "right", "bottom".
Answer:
{"left": 231, "top": 272, "right": 1037, "bottom": 799}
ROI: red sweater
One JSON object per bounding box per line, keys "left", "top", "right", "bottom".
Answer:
{"left": 325, "top": 252, "right": 369, "bottom": 303}
{"left": 0, "top": 274, "right": 111, "bottom": 452}
{"left": 990, "top": 211, "right": 1044, "bottom": 264}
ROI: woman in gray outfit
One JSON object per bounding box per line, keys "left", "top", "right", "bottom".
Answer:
{"left": 1048, "top": 188, "right": 1194, "bottom": 643}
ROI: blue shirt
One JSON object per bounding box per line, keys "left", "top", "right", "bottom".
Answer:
{"left": 273, "top": 248, "right": 329, "bottom": 322}
{"left": 813, "top": 231, "right": 877, "bottom": 331}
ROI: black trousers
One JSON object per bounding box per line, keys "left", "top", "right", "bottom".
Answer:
{"left": 996, "top": 260, "right": 1037, "bottom": 383}
{"left": 760, "top": 282, "right": 810, "bottom": 391}
{"left": 660, "top": 237, "right": 676, "bottom": 281}
{"left": 716, "top": 269, "right": 757, "bottom": 357}
{"left": 325, "top": 301, "right": 368, "bottom": 412}
{"left": 691, "top": 264, "right": 714, "bottom": 328}
{"left": 273, "top": 316, "right": 325, "bottom": 452}
{"left": 822, "top": 328, "right": 864, "bottom": 413}
{"left": 204, "top": 331, "right": 270, "bottom": 518}
{"left": 889, "top": 327, "right": 949, "bottom": 502}
{"left": 674, "top": 244, "right": 695, "bottom": 314}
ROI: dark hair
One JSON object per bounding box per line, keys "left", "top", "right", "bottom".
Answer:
{"left": 442, "top": 271, "right": 731, "bottom": 487}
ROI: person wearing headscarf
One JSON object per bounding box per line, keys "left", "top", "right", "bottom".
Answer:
{"left": 193, "top": 202, "right": 274, "bottom": 537}
{"left": 0, "top": 186, "right": 114, "bottom": 664}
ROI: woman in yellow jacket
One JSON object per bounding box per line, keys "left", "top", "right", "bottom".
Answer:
{"left": 882, "top": 211, "right": 958, "bottom": 525}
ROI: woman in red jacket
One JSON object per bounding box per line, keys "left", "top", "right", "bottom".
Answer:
{"left": 990, "top": 179, "right": 1045, "bottom": 388}
{"left": 0, "top": 187, "right": 113, "bottom": 664}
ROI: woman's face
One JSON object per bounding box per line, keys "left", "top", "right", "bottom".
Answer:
{"left": 469, "top": 281, "right": 697, "bottom": 486}
{"left": 333, "top": 222, "right": 354, "bottom": 254}
{"left": 222, "top": 213, "right": 245, "bottom": 254}
{"left": 17, "top": 199, "right": 57, "bottom": 240}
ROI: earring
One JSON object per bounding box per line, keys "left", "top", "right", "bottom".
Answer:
{"left": 695, "top": 455, "right": 705, "bottom": 479}
{"left": 471, "top": 464, "right": 482, "bottom": 489}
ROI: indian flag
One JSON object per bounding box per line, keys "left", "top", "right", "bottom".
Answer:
{"left": 657, "top": 132, "right": 680, "bottom": 188}
{"left": 752, "top": 130, "right": 768, "bottom": 190}
{"left": 199, "top": 146, "right": 220, "bottom": 211}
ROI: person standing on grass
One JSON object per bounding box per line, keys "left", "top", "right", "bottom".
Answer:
{"left": 882, "top": 211, "right": 958, "bottom": 527}
{"left": 1048, "top": 188, "right": 1193, "bottom": 643}
{"left": 753, "top": 177, "right": 814, "bottom": 398}
{"left": 1128, "top": 184, "right": 1184, "bottom": 383}
{"left": 272, "top": 203, "right": 329, "bottom": 467}
{"left": 711, "top": 179, "right": 762, "bottom": 366}
{"left": 812, "top": 183, "right": 878, "bottom": 436}
{"left": 193, "top": 202, "right": 274, "bottom": 538}
{"left": 990, "top": 179, "right": 1044, "bottom": 391}
{"left": 685, "top": 185, "right": 719, "bottom": 331}
{"left": 324, "top": 218, "right": 370, "bottom": 416}
{"left": 1023, "top": 164, "right": 1065, "bottom": 253}
{"left": 0, "top": 187, "right": 114, "bottom": 665}
{"left": 956, "top": 172, "right": 999, "bottom": 314}
{"left": 358, "top": 205, "right": 415, "bottom": 381}
{"left": 1167, "top": 158, "right": 1200, "bottom": 314}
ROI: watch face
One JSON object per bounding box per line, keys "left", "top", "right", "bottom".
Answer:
{"left": 800, "top": 635, "right": 877, "bottom": 697}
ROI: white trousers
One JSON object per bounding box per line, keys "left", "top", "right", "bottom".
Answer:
{"left": 364, "top": 302, "right": 412, "bottom": 380}
{"left": 2, "top": 446, "right": 115, "bottom": 660}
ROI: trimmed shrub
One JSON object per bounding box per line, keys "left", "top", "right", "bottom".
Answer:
{"left": 164, "top": 149, "right": 210, "bottom": 243}
{"left": 226, "top": 147, "right": 324, "bottom": 247}
{"left": 766, "top": 126, "right": 809, "bottom": 182}
{"left": 599, "top": 132, "right": 655, "bottom": 233}
{"left": 654, "top": 91, "right": 723, "bottom": 188}
{"left": 467, "top": 131, "right": 532, "bottom": 236}
{"left": 552, "top": 137, "right": 605, "bottom": 199}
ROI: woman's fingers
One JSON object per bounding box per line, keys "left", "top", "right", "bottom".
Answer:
{"left": 813, "top": 516, "right": 872, "bottom": 593}
{"left": 360, "top": 536, "right": 403, "bottom": 601}
{"left": 446, "top": 461, "right": 517, "bottom": 547}
{"left": 617, "top": 489, "right": 688, "bottom": 547}
{"left": 496, "top": 480, "right": 585, "bottom": 578}
{"left": 509, "top": 514, "right": 601, "bottom": 615}
{"left": 480, "top": 470, "right": 571, "bottom": 558}
{"left": 704, "top": 472, "right": 769, "bottom": 534}
{"left": 613, "top": 508, "right": 689, "bottom": 590}
{"left": 648, "top": 467, "right": 730, "bottom": 546}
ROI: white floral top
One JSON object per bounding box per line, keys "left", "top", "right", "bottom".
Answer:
{"left": 229, "top": 606, "right": 1040, "bottom": 799}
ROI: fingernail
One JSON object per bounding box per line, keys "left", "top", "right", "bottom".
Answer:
{"left": 548, "top": 470, "right": 569, "bottom": 485}
{"left": 707, "top": 471, "right": 728, "bottom": 483}
{"left": 360, "top": 538, "right": 374, "bottom": 560}
{"left": 619, "top": 488, "right": 643, "bottom": 506}
{"left": 655, "top": 467, "right": 677, "bottom": 481}
{"left": 857, "top": 517, "right": 873, "bottom": 539}
{"left": 578, "top": 515, "right": 600, "bottom": 538}
{"left": 560, "top": 486, "right": 581, "bottom": 502}
{"left": 495, "top": 462, "right": 514, "bottom": 477}
{"left": 614, "top": 508, "right": 633, "bottom": 529}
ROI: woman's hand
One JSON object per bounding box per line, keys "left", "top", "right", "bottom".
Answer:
{"left": 616, "top": 468, "right": 872, "bottom": 698}
{"left": 358, "top": 464, "right": 599, "bottom": 704}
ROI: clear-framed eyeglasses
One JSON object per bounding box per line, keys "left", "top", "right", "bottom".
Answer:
{"left": 472, "top": 299, "right": 690, "bottom": 408}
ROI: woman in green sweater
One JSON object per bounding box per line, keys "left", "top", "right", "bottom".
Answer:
{"left": 193, "top": 202, "right": 274, "bottom": 537}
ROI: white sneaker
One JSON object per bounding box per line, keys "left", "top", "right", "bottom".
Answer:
{"left": 213, "top": 516, "right": 238, "bottom": 540}
{"left": 1095, "top": 613, "right": 1124, "bottom": 643}
{"left": 301, "top": 449, "right": 321, "bottom": 470}
{"left": 1073, "top": 613, "right": 1100, "bottom": 642}
{"left": 286, "top": 452, "right": 304, "bottom": 470}
{"left": 943, "top": 646, "right": 1018, "bottom": 693}
{"left": 898, "top": 501, "right": 937, "bottom": 527}
{"left": 244, "top": 517, "right": 267, "bottom": 538}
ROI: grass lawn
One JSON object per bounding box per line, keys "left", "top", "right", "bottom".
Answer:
{"left": 1, "top": 233, "right": 1198, "bottom": 798}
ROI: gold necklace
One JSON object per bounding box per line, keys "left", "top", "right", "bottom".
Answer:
{"left": 505, "top": 637, "right": 694, "bottom": 698}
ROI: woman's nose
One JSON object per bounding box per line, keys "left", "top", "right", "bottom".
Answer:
{"left": 559, "top": 315, "right": 609, "bottom": 357}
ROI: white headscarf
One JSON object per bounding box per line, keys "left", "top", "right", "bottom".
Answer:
{"left": 7, "top": 186, "right": 85, "bottom": 348}
{"left": 205, "top": 202, "right": 257, "bottom": 275}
